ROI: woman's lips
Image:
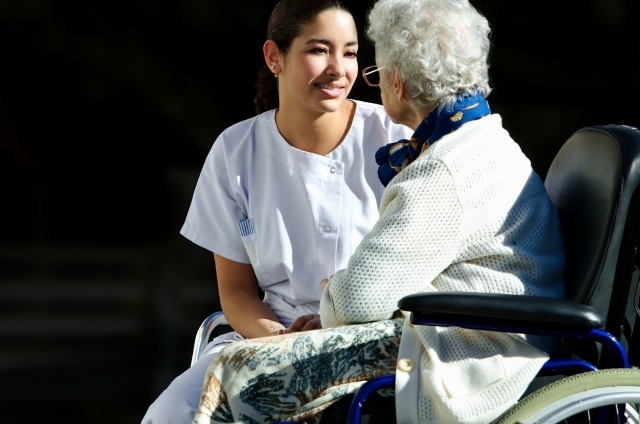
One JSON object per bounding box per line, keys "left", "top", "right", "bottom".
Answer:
{"left": 315, "top": 83, "right": 345, "bottom": 98}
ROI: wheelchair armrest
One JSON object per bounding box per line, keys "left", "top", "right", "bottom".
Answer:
{"left": 398, "top": 292, "right": 604, "bottom": 332}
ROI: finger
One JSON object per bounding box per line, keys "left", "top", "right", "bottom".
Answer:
{"left": 288, "top": 315, "right": 314, "bottom": 332}
{"left": 287, "top": 322, "right": 302, "bottom": 332}
{"left": 288, "top": 316, "right": 309, "bottom": 331}
{"left": 302, "top": 317, "right": 321, "bottom": 332}
{"left": 320, "top": 279, "right": 329, "bottom": 290}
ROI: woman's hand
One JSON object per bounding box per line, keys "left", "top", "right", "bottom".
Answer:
{"left": 215, "top": 253, "right": 286, "bottom": 339}
{"left": 320, "top": 274, "right": 333, "bottom": 291}
{"left": 320, "top": 279, "right": 329, "bottom": 291}
{"left": 281, "top": 314, "right": 322, "bottom": 334}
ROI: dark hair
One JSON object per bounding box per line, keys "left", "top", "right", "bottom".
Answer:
{"left": 254, "top": 0, "right": 352, "bottom": 114}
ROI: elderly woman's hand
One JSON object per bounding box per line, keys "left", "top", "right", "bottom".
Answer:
{"left": 319, "top": 274, "right": 333, "bottom": 291}
{"left": 320, "top": 278, "right": 329, "bottom": 291}
{"left": 281, "top": 314, "right": 322, "bottom": 334}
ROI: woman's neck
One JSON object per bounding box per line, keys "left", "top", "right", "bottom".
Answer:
{"left": 275, "top": 100, "right": 355, "bottom": 156}
{"left": 404, "top": 103, "right": 436, "bottom": 130}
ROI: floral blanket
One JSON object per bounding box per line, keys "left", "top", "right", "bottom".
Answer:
{"left": 192, "top": 319, "right": 403, "bottom": 424}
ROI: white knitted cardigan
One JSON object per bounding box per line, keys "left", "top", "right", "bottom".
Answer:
{"left": 320, "top": 114, "right": 566, "bottom": 423}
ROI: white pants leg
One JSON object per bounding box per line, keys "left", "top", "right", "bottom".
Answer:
{"left": 142, "top": 332, "right": 243, "bottom": 424}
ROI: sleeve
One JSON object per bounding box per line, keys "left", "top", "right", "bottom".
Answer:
{"left": 320, "top": 158, "right": 464, "bottom": 328}
{"left": 180, "top": 137, "right": 251, "bottom": 264}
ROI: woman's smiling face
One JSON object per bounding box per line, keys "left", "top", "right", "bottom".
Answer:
{"left": 277, "top": 9, "right": 358, "bottom": 114}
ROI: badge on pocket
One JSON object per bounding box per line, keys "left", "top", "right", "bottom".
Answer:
{"left": 237, "top": 218, "right": 257, "bottom": 263}
{"left": 237, "top": 218, "right": 276, "bottom": 284}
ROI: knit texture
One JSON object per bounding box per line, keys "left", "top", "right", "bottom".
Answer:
{"left": 320, "top": 114, "right": 566, "bottom": 423}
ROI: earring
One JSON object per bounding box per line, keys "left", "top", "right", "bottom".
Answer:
{"left": 271, "top": 65, "right": 275, "bottom": 70}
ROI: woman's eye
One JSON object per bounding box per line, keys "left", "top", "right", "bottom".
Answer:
{"left": 311, "top": 48, "right": 327, "bottom": 54}
{"left": 345, "top": 51, "right": 358, "bottom": 58}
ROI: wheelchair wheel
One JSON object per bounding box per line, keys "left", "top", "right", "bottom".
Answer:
{"left": 495, "top": 369, "right": 640, "bottom": 424}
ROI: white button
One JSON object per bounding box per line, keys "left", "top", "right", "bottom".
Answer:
{"left": 397, "top": 358, "right": 414, "bottom": 372}
{"left": 325, "top": 226, "right": 331, "bottom": 232}
{"left": 330, "top": 167, "right": 336, "bottom": 173}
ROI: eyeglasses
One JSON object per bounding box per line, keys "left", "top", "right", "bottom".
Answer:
{"left": 362, "top": 65, "right": 386, "bottom": 87}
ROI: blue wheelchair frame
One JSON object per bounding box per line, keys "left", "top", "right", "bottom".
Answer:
{"left": 347, "top": 309, "right": 629, "bottom": 424}
{"left": 194, "top": 306, "right": 632, "bottom": 424}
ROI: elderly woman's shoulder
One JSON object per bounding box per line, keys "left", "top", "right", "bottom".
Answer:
{"left": 414, "top": 118, "right": 531, "bottom": 200}
{"left": 430, "top": 114, "right": 514, "bottom": 154}
{"left": 409, "top": 114, "right": 526, "bottom": 173}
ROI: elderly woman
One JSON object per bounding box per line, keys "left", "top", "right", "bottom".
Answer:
{"left": 193, "top": 0, "right": 565, "bottom": 423}
{"left": 319, "top": 0, "right": 566, "bottom": 422}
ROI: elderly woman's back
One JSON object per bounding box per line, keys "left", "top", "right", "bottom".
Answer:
{"left": 320, "top": 112, "right": 565, "bottom": 422}
{"left": 321, "top": 114, "right": 565, "bottom": 327}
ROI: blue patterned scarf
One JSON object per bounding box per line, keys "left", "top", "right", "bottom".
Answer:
{"left": 376, "top": 90, "right": 491, "bottom": 186}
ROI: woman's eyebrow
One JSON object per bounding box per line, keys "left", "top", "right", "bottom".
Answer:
{"left": 305, "top": 38, "right": 358, "bottom": 47}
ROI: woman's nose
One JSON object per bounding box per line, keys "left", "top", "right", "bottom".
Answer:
{"left": 327, "top": 55, "right": 345, "bottom": 78}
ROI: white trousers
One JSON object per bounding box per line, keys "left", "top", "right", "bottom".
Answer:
{"left": 143, "top": 293, "right": 319, "bottom": 423}
{"left": 141, "top": 332, "right": 244, "bottom": 424}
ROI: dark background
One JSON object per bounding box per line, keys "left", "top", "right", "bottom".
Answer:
{"left": 1, "top": 0, "right": 638, "bottom": 422}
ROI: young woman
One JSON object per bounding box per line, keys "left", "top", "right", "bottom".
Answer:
{"left": 141, "top": 0, "right": 411, "bottom": 423}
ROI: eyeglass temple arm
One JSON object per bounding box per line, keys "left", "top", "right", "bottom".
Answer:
{"left": 364, "top": 66, "right": 385, "bottom": 76}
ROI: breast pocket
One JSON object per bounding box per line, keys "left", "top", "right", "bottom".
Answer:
{"left": 237, "top": 218, "right": 277, "bottom": 285}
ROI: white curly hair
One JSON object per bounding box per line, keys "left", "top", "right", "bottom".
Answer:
{"left": 367, "top": 0, "right": 492, "bottom": 108}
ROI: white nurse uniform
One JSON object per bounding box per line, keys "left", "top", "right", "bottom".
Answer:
{"left": 142, "top": 100, "right": 411, "bottom": 424}
{"left": 180, "top": 99, "right": 410, "bottom": 325}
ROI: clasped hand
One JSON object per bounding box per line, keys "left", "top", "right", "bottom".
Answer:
{"left": 270, "top": 278, "right": 331, "bottom": 336}
{"left": 271, "top": 314, "right": 321, "bottom": 336}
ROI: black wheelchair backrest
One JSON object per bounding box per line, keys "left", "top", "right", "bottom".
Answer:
{"left": 544, "top": 125, "right": 640, "bottom": 347}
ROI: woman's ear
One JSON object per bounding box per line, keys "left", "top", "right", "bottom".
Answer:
{"left": 393, "top": 71, "right": 408, "bottom": 102}
{"left": 263, "top": 40, "right": 281, "bottom": 74}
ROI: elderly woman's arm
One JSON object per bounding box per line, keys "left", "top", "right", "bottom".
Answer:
{"left": 320, "top": 158, "right": 465, "bottom": 328}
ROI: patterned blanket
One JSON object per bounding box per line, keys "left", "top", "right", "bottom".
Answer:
{"left": 192, "top": 319, "right": 403, "bottom": 424}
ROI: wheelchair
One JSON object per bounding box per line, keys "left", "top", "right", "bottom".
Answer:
{"left": 192, "top": 125, "right": 640, "bottom": 423}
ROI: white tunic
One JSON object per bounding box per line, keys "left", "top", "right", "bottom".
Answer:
{"left": 181, "top": 100, "right": 412, "bottom": 326}
{"left": 320, "top": 114, "right": 566, "bottom": 423}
